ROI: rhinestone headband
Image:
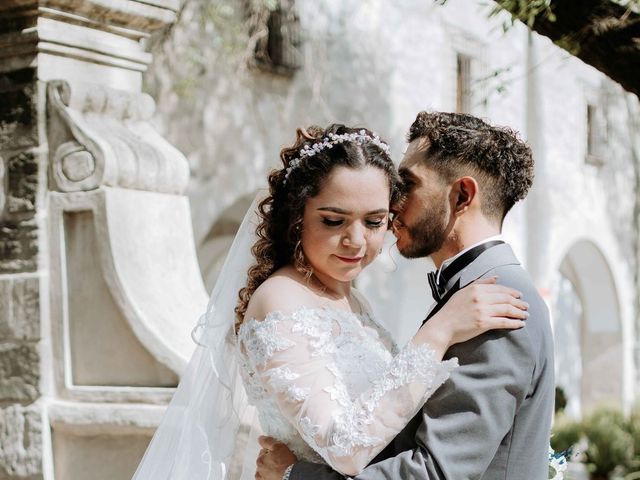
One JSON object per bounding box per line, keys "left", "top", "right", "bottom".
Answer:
{"left": 284, "top": 130, "right": 391, "bottom": 181}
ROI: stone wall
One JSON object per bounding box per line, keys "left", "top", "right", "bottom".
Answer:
{"left": 0, "top": 1, "right": 208, "bottom": 478}
{"left": 0, "top": 54, "right": 46, "bottom": 480}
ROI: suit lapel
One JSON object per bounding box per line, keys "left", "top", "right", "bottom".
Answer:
{"left": 453, "top": 243, "right": 520, "bottom": 290}
{"left": 423, "top": 244, "right": 521, "bottom": 325}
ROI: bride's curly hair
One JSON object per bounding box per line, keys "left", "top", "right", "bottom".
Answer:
{"left": 234, "top": 124, "right": 403, "bottom": 332}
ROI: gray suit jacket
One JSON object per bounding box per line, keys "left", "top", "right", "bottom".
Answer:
{"left": 290, "top": 243, "right": 555, "bottom": 480}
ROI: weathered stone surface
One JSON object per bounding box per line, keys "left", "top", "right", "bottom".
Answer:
{"left": 0, "top": 70, "right": 41, "bottom": 276}
{"left": 0, "top": 219, "right": 37, "bottom": 274}
{"left": 0, "top": 68, "right": 38, "bottom": 151}
{"left": 0, "top": 154, "right": 5, "bottom": 217}
{"left": 0, "top": 403, "right": 43, "bottom": 479}
{"left": 0, "top": 68, "right": 36, "bottom": 90}
{"left": 0, "top": 276, "right": 39, "bottom": 341}
{"left": 0, "top": 149, "right": 39, "bottom": 274}
{"left": 0, "top": 4, "right": 38, "bottom": 36}
{"left": 0, "top": 342, "right": 39, "bottom": 402}
{"left": 52, "top": 430, "right": 149, "bottom": 480}
{"left": 6, "top": 150, "right": 38, "bottom": 215}
{"left": 47, "top": 81, "right": 190, "bottom": 194}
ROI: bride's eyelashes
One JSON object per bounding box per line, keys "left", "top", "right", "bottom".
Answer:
{"left": 321, "top": 217, "right": 343, "bottom": 227}
{"left": 366, "top": 218, "right": 386, "bottom": 229}
{"left": 320, "top": 217, "right": 387, "bottom": 229}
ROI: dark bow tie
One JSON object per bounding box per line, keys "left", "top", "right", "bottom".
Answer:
{"left": 427, "top": 240, "right": 505, "bottom": 302}
{"left": 427, "top": 270, "right": 446, "bottom": 302}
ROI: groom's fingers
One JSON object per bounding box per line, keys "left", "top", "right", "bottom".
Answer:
{"left": 489, "top": 303, "right": 529, "bottom": 320}
{"left": 485, "top": 293, "right": 529, "bottom": 311}
{"left": 487, "top": 317, "right": 527, "bottom": 330}
{"left": 479, "top": 283, "right": 523, "bottom": 299}
{"left": 469, "top": 279, "right": 521, "bottom": 297}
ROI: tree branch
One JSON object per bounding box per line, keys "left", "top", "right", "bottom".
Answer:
{"left": 494, "top": 0, "right": 640, "bottom": 98}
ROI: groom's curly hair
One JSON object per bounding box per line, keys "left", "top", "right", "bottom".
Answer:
{"left": 235, "top": 124, "right": 403, "bottom": 331}
{"left": 407, "top": 111, "right": 534, "bottom": 222}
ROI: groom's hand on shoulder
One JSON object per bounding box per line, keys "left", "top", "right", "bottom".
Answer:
{"left": 256, "top": 436, "right": 298, "bottom": 480}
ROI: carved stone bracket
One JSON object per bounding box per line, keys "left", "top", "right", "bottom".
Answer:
{"left": 1, "top": 1, "right": 201, "bottom": 478}
{"left": 48, "top": 188, "right": 207, "bottom": 389}
{"left": 47, "top": 79, "right": 190, "bottom": 194}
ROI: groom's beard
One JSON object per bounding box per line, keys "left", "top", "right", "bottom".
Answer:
{"left": 397, "top": 202, "right": 449, "bottom": 259}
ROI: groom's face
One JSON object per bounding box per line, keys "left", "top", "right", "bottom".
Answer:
{"left": 392, "top": 139, "right": 451, "bottom": 259}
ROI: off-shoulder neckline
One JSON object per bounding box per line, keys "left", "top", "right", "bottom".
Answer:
{"left": 239, "top": 306, "right": 372, "bottom": 333}
{"left": 251, "top": 306, "right": 371, "bottom": 322}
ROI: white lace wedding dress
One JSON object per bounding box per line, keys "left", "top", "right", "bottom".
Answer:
{"left": 236, "top": 296, "right": 457, "bottom": 476}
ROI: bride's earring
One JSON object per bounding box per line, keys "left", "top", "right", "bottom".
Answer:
{"left": 378, "top": 248, "right": 382, "bottom": 254}
{"left": 293, "top": 238, "right": 312, "bottom": 277}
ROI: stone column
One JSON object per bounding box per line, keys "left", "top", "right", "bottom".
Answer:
{"left": 0, "top": 2, "right": 208, "bottom": 479}
{"left": 525, "top": 31, "right": 553, "bottom": 293}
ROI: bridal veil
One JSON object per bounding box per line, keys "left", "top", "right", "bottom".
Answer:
{"left": 132, "top": 194, "right": 263, "bottom": 480}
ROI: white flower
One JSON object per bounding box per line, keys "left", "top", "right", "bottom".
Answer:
{"left": 283, "top": 131, "right": 391, "bottom": 181}
{"left": 548, "top": 446, "right": 568, "bottom": 480}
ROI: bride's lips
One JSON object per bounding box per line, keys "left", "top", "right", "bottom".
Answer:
{"left": 335, "top": 255, "right": 363, "bottom": 264}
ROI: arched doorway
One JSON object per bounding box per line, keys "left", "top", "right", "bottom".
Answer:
{"left": 553, "top": 239, "right": 623, "bottom": 416}
{"left": 197, "top": 193, "right": 256, "bottom": 292}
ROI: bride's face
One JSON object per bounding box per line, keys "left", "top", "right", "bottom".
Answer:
{"left": 301, "top": 165, "right": 390, "bottom": 285}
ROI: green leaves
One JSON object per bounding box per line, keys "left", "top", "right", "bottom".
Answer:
{"left": 552, "top": 405, "right": 640, "bottom": 478}
{"left": 488, "top": 0, "right": 556, "bottom": 28}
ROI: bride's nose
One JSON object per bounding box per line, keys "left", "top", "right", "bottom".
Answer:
{"left": 342, "top": 223, "right": 365, "bottom": 248}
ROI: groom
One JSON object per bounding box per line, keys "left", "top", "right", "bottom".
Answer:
{"left": 255, "top": 112, "right": 555, "bottom": 479}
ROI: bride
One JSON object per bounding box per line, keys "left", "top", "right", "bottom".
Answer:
{"left": 132, "top": 125, "right": 528, "bottom": 480}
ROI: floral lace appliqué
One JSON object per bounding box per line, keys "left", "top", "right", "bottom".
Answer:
{"left": 264, "top": 366, "right": 311, "bottom": 403}
{"left": 290, "top": 309, "right": 335, "bottom": 357}
{"left": 300, "top": 415, "right": 329, "bottom": 462}
{"left": 363, "top": 343, "right": 457, "bottom": 413}
{"left": 325, "top": 343, "right": 456, "bottom": 457}
{"left": 239, "top": 313, "right": 294, "bottom": 367}
{"left": 237, "top": 306, "right": 458, "bottom": 471}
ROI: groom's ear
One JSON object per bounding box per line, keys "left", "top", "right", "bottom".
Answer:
{"left": 452, "top": 176, "right": 478, "bottom": 215}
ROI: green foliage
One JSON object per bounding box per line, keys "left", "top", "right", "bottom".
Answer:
{"left": 261, "top": 0, "right": 280, "bottom": 11}
{"left": 199, "top": 2, "right": 251, "bottom": 60}
{"left": 549, "top": 405, "right": 640, "bottom": 478}
{"left": 581, "top": 407, "right": 634, "bottom": 478}
{"left": 436, "top": 0, "right": 556, "bottom": 27}
{"left": 149, "top": 0, "right": 282, "bottom": 100}
{"left": 626, "top": 405, "right": 640, "bottom": 472}
{"left": 551, "top": 413, "right": 581, "bottom": 453}
{"left": 489, "top": 0, "right": 555, "bottom": 26}
{"left": 555, "top": 386, "right": 568, "bottom": 414}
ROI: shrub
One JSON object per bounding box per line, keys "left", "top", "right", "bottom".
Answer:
{"left": 580, "top": 406, "right": 634, "bottom": 479}
{"left": 624, "top": 405, "right": 640, "bottom": 474}
{"left": 551, "top": 413, "right": 581, "bottom": 453}
{"left": 551, "top": 405, "right": 640, "bottom": 479}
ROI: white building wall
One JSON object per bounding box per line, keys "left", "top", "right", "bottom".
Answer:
{"left": 146, "top": 0, "right": 639, "bottom": 410}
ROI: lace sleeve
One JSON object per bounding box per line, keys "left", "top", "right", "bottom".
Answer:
{"left": 238, "top": 309, "right": 457, "bottom": 476}
{"left": 350, "top": 288, "right": 399, "bottom": 355}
